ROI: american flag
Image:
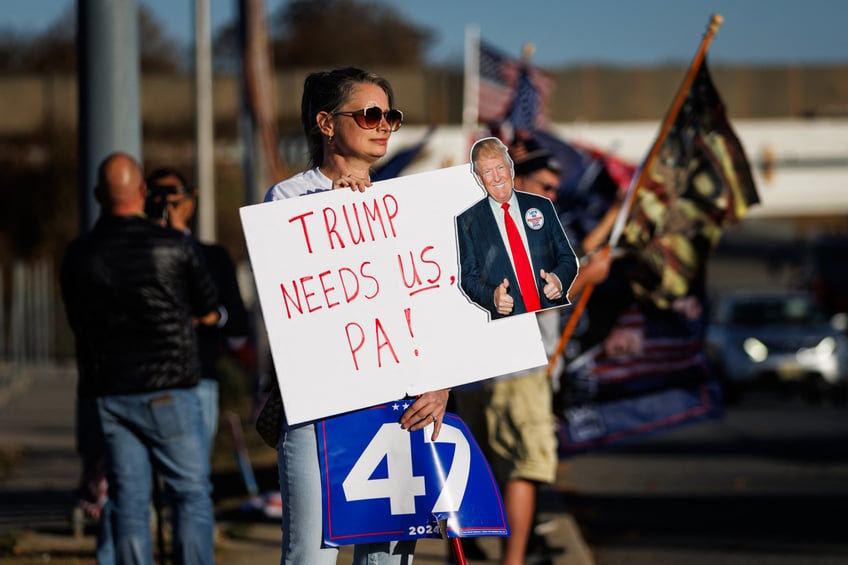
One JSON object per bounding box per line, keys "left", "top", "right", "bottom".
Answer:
{"left": 478, "top": 40, "right": 554, "bottom": 129}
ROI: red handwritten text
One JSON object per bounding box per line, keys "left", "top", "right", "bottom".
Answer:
{"left": 398, "top": 245, "right": 442, "bottom": 296}
{"left": 288, "top": 194, "right": 400, "bottom": 254}
{"left": 280, "top": 261, "right": 379, "bottom": 319}
{"left": 344, "top": 317, "right": 401, "bottom": 371}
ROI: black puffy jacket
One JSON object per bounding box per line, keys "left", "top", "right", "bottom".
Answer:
{"left": 60, "top": 215, "right": 219, "bottom": 397}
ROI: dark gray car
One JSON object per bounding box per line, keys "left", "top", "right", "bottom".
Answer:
{"left": 706, "top": 290, "right": 848, "bottom": 404}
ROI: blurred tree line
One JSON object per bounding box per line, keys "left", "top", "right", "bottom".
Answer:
{"left": 0, "top": 0, "right": 433, "bottom": 266}
{"left": 0, "top": 5, "right": 183, "bottom": 74}
{"left": 0, "top": 0, "right": 433, "bottom": 74}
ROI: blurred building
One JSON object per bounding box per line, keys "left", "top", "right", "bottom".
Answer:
{"left": 0, "top": 65, "right": 845, "bottom": 135}
{"left": 1, "top": 64, "right": 847, "bottom": 362}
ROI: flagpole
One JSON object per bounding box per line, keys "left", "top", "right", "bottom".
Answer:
{"left": 462, "top": 24, "right": 481, "bottom": 134}
{"left": 546, "top": 13, "right": 724, "bottom": 379}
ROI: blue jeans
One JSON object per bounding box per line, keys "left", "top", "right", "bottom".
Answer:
{"left": 196, "top": 378, "right": 219, "bottom": 453}
{"left": 98, "top": 387, "right": 214, "bottom": 565}
{"left": 97, "top": 499, "right": 115, "bottom": 565}
{"left": 277, "top": 421, "right": 416, "bottom": 565}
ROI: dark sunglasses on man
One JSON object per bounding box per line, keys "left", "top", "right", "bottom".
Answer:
{"left": 334, "top": 106, "right": 403, "bottom": 132}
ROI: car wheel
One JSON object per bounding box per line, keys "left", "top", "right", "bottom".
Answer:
{"left": 711, "top": 361, "right": 739, "bottom": 406}
{"left": 803, "top": 375, "right": 825, "bottom": 405}
{"left": 721, "top": 379, "right": 740, "bottom": 406}
{"left": 831, "top": 385, "right": 848, "bottom": 406}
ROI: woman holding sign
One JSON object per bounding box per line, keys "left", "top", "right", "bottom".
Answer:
{"left": 264, "top": 67, "right": 450, "bottom": 565}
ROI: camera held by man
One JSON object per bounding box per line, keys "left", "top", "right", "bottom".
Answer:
{"left": 144, "top": 183, "right": 183, "bottom": 225}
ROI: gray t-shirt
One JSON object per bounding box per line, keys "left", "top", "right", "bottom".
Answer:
{"left": 263, "top": 167, "right": 332, "bottom": 202}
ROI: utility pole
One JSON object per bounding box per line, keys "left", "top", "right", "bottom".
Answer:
{"left": 77, "top": 0, "right": 142, "bottom": 232}
{"left": 194, "top": 0, "right": 216, "bottom": 241}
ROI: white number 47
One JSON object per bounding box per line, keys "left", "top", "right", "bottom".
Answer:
{"left": 342, "top": 423, "right": 471, "bottom": 515}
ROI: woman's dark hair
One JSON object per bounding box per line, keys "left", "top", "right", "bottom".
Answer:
{"left": 301, "top": 67, "right": 395, "bottom": 168}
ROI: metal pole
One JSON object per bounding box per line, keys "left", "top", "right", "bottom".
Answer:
{"left": 77, "top": 0, "right": 142, "bottom": 232}
{"left": 0, "top": 267, "right": 4, "bottom": 363}
{"left": 462, "top": 25, "right": 480, "bottom": 135}
{"left": 238, "top": 0, "right": 274, "bottom": 398}
{"left": 194, "top": 0, "right": 216, "bottom": 241}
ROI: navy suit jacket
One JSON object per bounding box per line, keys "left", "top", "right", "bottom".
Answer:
{"left": 456, "top": 190, "right": 578, "bottom": 320}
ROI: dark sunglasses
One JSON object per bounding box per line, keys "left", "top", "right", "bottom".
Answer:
{"left": 334, "top": 106, "right": 403, "bottom": 131}
{"left": 528, "top": 176, "right": 559, "bottom": 194}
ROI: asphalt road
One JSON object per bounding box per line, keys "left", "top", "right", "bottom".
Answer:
{"left": 559, "top": 390, "right": 848, "bottom": 565}
{"left": 9, "top": 364, "right": 848, "bottom": 564}
{"left": 0, "top": 365, "right": 594, "bottom": 565}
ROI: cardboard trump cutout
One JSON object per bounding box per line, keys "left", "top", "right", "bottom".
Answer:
{"left": 455, "top": 137, "right": 578, "bottom": 320}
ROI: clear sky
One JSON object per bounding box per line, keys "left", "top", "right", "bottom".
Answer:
{"left": 3, "top": 0, "right": 847, "bottom": 67}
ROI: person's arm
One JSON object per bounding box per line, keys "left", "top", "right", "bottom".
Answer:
{"left": 399, "top": 388, "right": 450, "bottom": 441}
{"left": 569, "top": 248, "right": 612, "bottom": 296}
{"left": 184, "top": 237, "right": 221, "bottom": 323}
{"left": 581, "top": 199, "right": 622, "bottom": 254}
{"left": 205, "top": 244, "right": 250, "bottom": 338}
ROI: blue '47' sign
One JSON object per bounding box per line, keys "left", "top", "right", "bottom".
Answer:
{"left": 317, "top": 400, "right": 510, "bottom": 546}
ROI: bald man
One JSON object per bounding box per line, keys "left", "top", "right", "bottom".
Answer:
{"left": 60, "top": 152, "right": 220, "bottom": 564}
{"left": 94, "top": 152, "right": 145, "bottom": 213}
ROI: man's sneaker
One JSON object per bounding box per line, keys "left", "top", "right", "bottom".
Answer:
{"left": 534, "top": 515, "right": 559, "bottom": 536}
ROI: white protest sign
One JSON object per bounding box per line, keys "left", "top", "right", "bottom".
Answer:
{"left": 240, "top": 165, "right": 546, "bottom": 424}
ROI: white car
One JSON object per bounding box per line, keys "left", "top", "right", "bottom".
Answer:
{"left": 706, "top": 290, "right": 848, "bottom": 404}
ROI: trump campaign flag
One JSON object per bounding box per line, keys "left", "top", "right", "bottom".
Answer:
{"left": 618, "top": 58, "right": 759, "bottom": 311}
{"left": 557, "top": 52, "right": 760, "bottom": 455}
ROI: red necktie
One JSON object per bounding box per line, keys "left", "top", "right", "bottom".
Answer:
{"left": 501, "top": 202, "right": 541, "bottom": 312}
